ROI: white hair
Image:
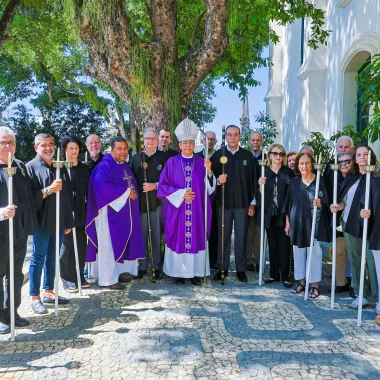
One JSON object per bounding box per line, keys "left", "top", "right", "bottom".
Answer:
{"left": 0, "top": 126, "right": 16, "bottom": 140}
{"left": 299, "top": 145, "right": 314, "bottom": 154}
{"left": 336, "top": 135, "right": 353, "bottom": 147}
{"left": 143, "top": 128, "right": 158, "bottom": 139}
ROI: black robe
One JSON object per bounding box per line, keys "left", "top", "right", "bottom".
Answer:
{"left": 256, "top": 165, "right": 294, "bottom": 228}
{"left": 0, "top": 159, "right": 38, "bottom": 239}
{"left": 69, "top": 162, "right": 90, "bottom": 226}
{"left": 337, "top": 172, "right": 366, "bottom": 239}
{"left": 367, "top": 177, "right": 380, "bottom": 250}
{"left": 283, "top": 175, "right": 332, "bottom": 248}
{"left": 159, "top": 147, "right": 178, "bottom": 158}
{"left": 86, "top": 152, "right": 104, "bottom": 173}
{"left": 26, "top": 155, "right": 75, "bottom": 234}
{"left": 130, "top": 150, "right": 169, "bottom": 213}
{"left": 211, "top": 147, "right": 258, "bottom": 209}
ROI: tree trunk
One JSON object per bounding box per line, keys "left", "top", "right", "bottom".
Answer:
{"left": 129, "top": 111, "right": 137, "bottom": 153}
{"left": 0, "top": 0, "right": 21, "bottom": 49}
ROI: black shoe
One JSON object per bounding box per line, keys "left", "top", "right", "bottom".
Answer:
{"left": 237, "top": 271, "right": 248, "bottom": 282}
{"left": 62, "top": 279, "right": 78, "bottom": 293}
{"left": 154, "top": 269, "right": 164, "bottom": 279}
{"left": 0, "top": 321, "right": 10, "bottom": 334}
{"left": 5, "top": 312, "right": 30, "bottom": 327}
{"left": 175, "top": 278, "right": 186, "bottom": 285}
{"left": 119, "top": 272, "right": 133, "bottom": 283}
{"left": 136, "top": 269, "right": 147, "bottom": 279}
{"left": 190, "top": 277, "right": 201, "bottom": 286}
{"left": 349, "top": 287, "right": 356, "bottom": 298}
{"left": 81, "top": 280, "right": 91, "bottom": 288}
{"left": 335, "top": 282, "right": 350, "bottom": 293}
{"left": 42, "top": 295, "right": 70, "bottom": 305}
{"left": 213, "top": 270, "right": 228, "bottom": 281}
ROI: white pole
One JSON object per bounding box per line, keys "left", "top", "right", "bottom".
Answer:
{"left": 304, "top": 168, "right": 322, "bottom": 301}
{"left": 357, "top": 170, "right": 372, "bottom": 326}
{"left": 331, "top": 168, "right": 338, "bottom": 309}
{"left": 54, "top": 163, "right": 61, "bottom": 316}
{"left": 8, "top": 174, "right": 15, "bottom": 341}
{"left": 66, "top": 164, "right": 82, "bottom": 296}
{"left": 258, "top": 162, "right": 266, "bottom": 286}
{"left": 204, "top": 135, "right": 209, "bottom": 284}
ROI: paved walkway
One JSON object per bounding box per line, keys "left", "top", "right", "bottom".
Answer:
{"left": 1, "top": 258, "right": 379, "bottom": 380}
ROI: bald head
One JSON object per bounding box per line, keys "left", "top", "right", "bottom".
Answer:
{"left": 202, "top": 131, "right": 217, "bottom": 153}
{"left": 86, "top": 134, "right": 102, "bottom": 160}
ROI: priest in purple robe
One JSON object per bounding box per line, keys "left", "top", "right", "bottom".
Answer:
{"left": 157, "top": 119, "right": 216, "bottom": 285}
{"left": 85, "top": 137, "right": 145, "bottom": 290}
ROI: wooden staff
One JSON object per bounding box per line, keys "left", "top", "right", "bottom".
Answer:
{"left": 258, "top": 150, "right": 267, "bottom": 286}
{"left": 52, "top": 148, "right": 65, "bottom": 316}
{"left": 304, "top": 161, "right": 325, "bottom": 301}
{"left": 330, "top": 157, "right": 340, "bottom": 309}
{"left": 140, "top": 129, "right": 156, "bottom": 283}
{"left": 357, "top": 155, "right": 375, "bottom": 326}
{"left": 203, "top": 133, "right": 209, "bottom": 284}
{"left": 220, "top": 126, "right": 227, "bottom": 285}
{"left": 64, "top": 153, "right": 82, "bottom": 296}
{"left": 3, "top": 151, "right": 17, "bottom": 341}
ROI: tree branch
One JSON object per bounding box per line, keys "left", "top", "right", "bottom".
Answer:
{"left": 191, "top": 10, "right": 206, "bottom": 48}
{"left": 0, "top": 0, "right": 22, "bottom": 49}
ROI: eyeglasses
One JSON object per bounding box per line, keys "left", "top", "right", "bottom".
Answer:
{"left": 144, "top": 137, "right": 157, "bottom": 141}
{"left": 270, "top": 152, "right": 285, "bottom": 157}
{"left": 338, "top": 159, "right": 351, "bottom": 165}
{"left": 0, "top": 141, "right": 16, "bottom": 147}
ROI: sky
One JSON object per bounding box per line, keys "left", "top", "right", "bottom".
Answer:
{"left": 205, "top": 52, "right": 269, "bottom": 142}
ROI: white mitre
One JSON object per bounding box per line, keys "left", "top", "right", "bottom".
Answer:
{"left": 174, "top": 118, "right": 199, "bottom": 142}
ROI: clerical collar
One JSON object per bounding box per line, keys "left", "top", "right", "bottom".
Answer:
{"left": 181, "top": 153, "right": 194, "bottom": 159}
{"left": 202, "top": 149, "right": 215, "bottom": 159}
{"left": 252, "top": 149, "right": 262, "bottom": 159}
{"left": 145, "top": 148, "right": 157, "bottom": 157}
{"left": 227, "top": 145, "right": 240, "bottom": 155}
{"left": 158, "top": 146, "right": 169, "bottom": 152}
{"left": 111, "top": 154, "right": 126, "bottom": 165}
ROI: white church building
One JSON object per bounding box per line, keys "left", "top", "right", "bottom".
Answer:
{"left": 265, "top": 0, "right": 380, "bottom": 155}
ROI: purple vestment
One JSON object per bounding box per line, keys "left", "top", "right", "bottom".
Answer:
{"left": 85, "top": 154, "right": 145, "bottom": 263}
{"left": 157, "top": 154, "right": 214, "bottom": 254}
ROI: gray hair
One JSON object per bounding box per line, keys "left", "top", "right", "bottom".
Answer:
{"left": 338, "top": 152, "right": 353, "bottom": 160}
{"left": 143, "top": 128, "right": 158, "bottom": 139}
{"left": 0, "top": 126, "right": 16, "bottom": 140}
{"left": 34, "top": 133, "right": 54, "bottom": 146}
{"left": 336, "top": 135, "right": 353, "bottom": 147}
{"left": 299, "top": 145, "right": 314, "bottom": 154}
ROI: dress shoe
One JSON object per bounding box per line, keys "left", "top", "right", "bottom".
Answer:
{"left": 154, "top": 269, "right": 164, "bottom": 279}
{"left": 109, "top": 282, "right": 125, "bottom": 290}
{"left": 119, "top": 272, "right": 133, "bottom": 283}
{"left": 136, "top": 269, "right": 147, "bottom": 279}
{"left": 349, "top": 287, "right": 356, "bottom": 298}
{"left": 190, "top": 277, "right": 201, "bottom": 286}
{"left": 237, "top": 271, "right": 248, "bottom": 282}
{"left": 335, "top": 282, "right": 350, "bottom": 293}
{"left": 42, "top": 295, "right": 70, "bottom": 305}
{"left": 213, "top": 270, "right": 228, "bottom": 281}
{"left": 0, "top": 321, "right": 10, "bottom": 334}
{"left": 81, "top": 280, "right": 91, "bottom": 288}
{"left": 62, "top": 279, "right": 79, "bottom": 293}
{"left": 175, "top": 278, "right": 186, "bottom": 285}
{"left": 5, "top": 312, "right": 30, "bottom": 327}
{"left": 32, "top": 300, "right": 48, "bottom": 314}
{"left": 246, "top": 264, "right": 255, "bottom": 272}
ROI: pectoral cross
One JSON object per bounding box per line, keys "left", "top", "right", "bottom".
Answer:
{"left": 123, "top": 170, "right": 135, "bottom": 190}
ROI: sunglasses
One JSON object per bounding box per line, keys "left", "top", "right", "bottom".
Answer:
{"left": 270, "top": 152, "right": 285, "bottom": 157}
{"left": 338, "top": 159, "right": 351, "bottom": 165}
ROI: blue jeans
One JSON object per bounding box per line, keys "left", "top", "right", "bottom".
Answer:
{"left": 29, "top": 228, "right": 63, "bottom": 296}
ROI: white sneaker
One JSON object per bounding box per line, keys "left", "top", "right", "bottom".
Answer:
{"left": 350, "top": 296, "right": 369, "bottom": 310}
{"left": 375, "top": 302, "right": 380, "bottom": 314}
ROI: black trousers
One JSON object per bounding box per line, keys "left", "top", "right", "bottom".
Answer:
{"left": 0, "top": 235, "right": 28, "bottom": 313}
{"left": 209, "top": 202, "right": 218, "bottom": 266}
{"left": 60, "top": 226, "right": 87, "bottom": 284}
{"left": 265, "top": 219, "right": 290, "bottom": 282}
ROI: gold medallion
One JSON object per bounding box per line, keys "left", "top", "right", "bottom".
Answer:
{"left": 141, "top": 162, "right": 148, "bottom": 169}
{"left": 220, "top": 156, "right": 227, "bottom": 164}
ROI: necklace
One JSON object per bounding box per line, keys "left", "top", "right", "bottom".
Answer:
{"left": 181, "top": 155, "right": 195, "bottom": 189}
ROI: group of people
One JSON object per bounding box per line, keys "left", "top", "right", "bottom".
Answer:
{"left": 0, "top": 119, "right": 379, "bottom": 336}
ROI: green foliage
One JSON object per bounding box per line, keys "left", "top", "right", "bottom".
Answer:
{"left": 188, "top": 77, "right": 217, "bottom": 131}
{"left": 356, "top": 54, "right": 380, "bottom": 143}
{"left": 301, "top": 125, "right": 361, "bottom": 163}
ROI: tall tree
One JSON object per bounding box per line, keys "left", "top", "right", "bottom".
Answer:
{"left": 0, "top": 0, "right": 21, "bottom": 49}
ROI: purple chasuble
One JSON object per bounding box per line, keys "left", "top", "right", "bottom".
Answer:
{"left": 157, "top": 154, "right": 213, "bottom": 254}
{"left": 85, "top": 154, "right": 145, "bottom": 263}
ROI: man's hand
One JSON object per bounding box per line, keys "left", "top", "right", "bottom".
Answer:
{"left": 3, "top": 205, "right": 17, "bottom": 219}
{"left": 64, "top": 229, "right": 71, "bottom": 234}
{"left": 129, "top": 189, "right": 138, "bottom": 200}
{"left": 218, "top": 174, "right": 227, "bottom": 184}
{"left": 204, "top": 159, "right": 212, "bottom": 174}
{"left": 360, "top": 209, "right": 371, "bottom": 219}
{"left": 313, "top": 198, "right": 322, "bottom": 208}
{"left": 248, "top": 205, "right": 255, "bottom": 216}
{"left": 143, "top": 183, "right": 156, "bottom": 192}
{"left": 184, "top": 189, "right": 195, "bottom": 202}
{"left": 49, "top": 179, "right": 62, "bottom": 193}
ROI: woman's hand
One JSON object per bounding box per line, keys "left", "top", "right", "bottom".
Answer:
{"left": 258, "top": 177, "right": 266, "bottom": 185}
{"left": 360, "top": 209, "right": 371, "bottom": 219}
{"left": 313, "top": 198, "right": 322, "bottom": 208}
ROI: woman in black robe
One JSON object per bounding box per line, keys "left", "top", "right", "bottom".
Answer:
{"left": 59, "top": 136, "right": 90, "bottom": 292}
{"left": 331, "top": 146, "right": 378, "bottom": 310}
{"left": 283, "top": 152, "right": 331, "bottom": 298}
{"left": 360, "top": 166, "right": 380, "bottom": 324}
{"left": 257, "top": 144, "right": 294, "bottom": 287}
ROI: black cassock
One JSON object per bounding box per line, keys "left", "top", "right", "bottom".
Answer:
{"left": 130, "top": 150, "right": 169, "bottom": 213}
{"left": 364, "top": 176, "right": 380, "bottom": 251}
{"left": 283, "top": 175, "right": 332, "bottom": 248}
{"left": 211, "top": 147, "right": 258, "bottom": 209}
{"left": 86, "top": 152, "right": 104, "bottom": 173}
{"left": 256, "top": 165, "right": 294, "bottom": 228}
{"left": 26, "top": 155, "right": 75, "bottom": 233}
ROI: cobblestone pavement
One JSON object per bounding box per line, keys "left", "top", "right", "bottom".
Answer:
{"left": 1, "top": 263, "right": 380, "bottom": 379}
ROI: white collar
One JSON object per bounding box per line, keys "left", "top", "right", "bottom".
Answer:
{"left": 145, "top": 148, "right": 157, "bottom": 157}
{"left": 227, "top": 145, "right": 240, "bottom": 155}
